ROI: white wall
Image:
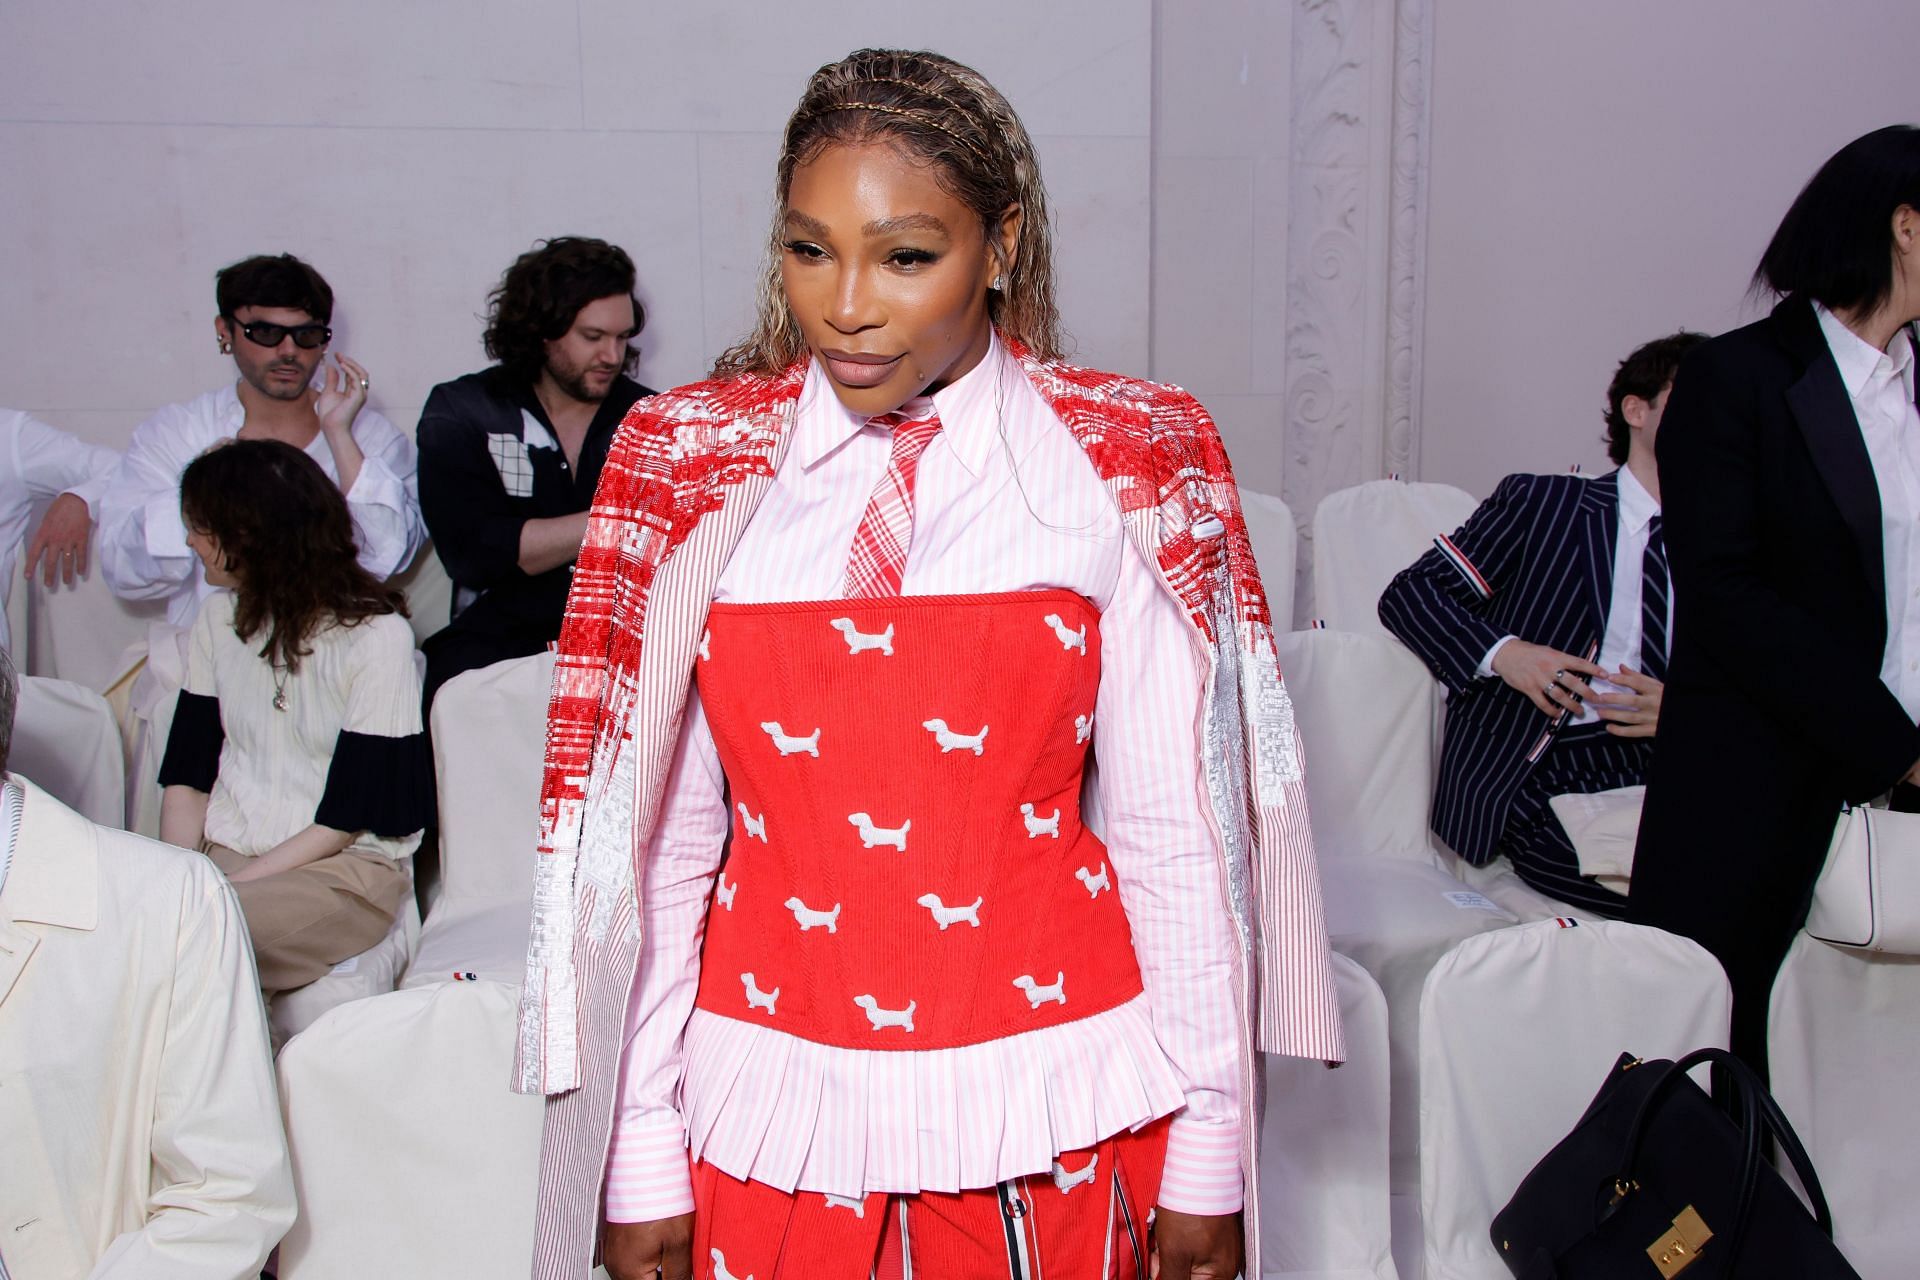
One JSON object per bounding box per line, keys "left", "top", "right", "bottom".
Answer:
{"left": 0, "top": 0, "right": 1151, "bottom": 462}
{"left": 1420, "top": 0, "right": 1918, "bottom": 497}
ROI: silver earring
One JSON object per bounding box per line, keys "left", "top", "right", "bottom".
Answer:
{"left": 991, "top": 274, "right": 1006, "bottom": 292}
{"left": 218, "top": 339, "right": 232, "bottom": 355}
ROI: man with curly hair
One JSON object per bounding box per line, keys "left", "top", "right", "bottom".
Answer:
{"left": 416, "top": 237, "right": 656, "bottom": 705}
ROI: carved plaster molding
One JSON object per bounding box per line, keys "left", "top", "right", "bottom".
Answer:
{"left": 1283, "top": 0, "right": 1433, "bottom": 621}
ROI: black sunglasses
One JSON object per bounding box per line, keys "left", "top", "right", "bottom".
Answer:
{"left": 226, "top": 316, "right": 332, "bottom": 350}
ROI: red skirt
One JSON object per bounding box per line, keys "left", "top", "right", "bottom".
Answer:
{"left": 691, "top": 1119, "right": 1170, "bottom": 1280}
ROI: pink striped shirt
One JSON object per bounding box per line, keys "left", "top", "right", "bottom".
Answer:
{"left": 605, "top": 334, "right": 1244, "bottom": 1220}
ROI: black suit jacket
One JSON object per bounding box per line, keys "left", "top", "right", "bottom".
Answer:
{"left": 1630, "top": 296, "right": 1920, "bottom": 1008}
{"left": 1379, "top": 470, "right": 1650, "bottom": 863}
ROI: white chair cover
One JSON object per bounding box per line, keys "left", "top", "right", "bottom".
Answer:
{"left": 1769, "top": 932, "right": 1920, "bottom": 1280}
{"left": 403, "top": 650, "right": 552, "bottom": 989}
{"left": 1260, "top": 953, "right": 1398, "bottom": 1280}
{"left": 276, "top": 979, "right": 546, "bottom": 1279}
{"left": 1417, "top": 919, "right": 1731, "bottom": 1280}
{"left": 270, "top": 886, "right": 421, "bottom": 1046}
{"left": 1310, "top": 480, "right": 1478, "bottom": 636}
{"left": 12, "top": 674, "right": 125, "bottom": 828}
{"left": 392, "top": 545, "right": 455, "bottom": 649}
{"left": 22, "top": 564, "right": 157, "bottom": 691}
{"left": 1276, "top": 628, "right": 1518, "bottom": 1196}
{"left": 1242, "top": 489, "right": 1299, "bottom": 629}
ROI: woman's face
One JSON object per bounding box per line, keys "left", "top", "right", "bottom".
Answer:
{"left": 186, "top": 525, "right": 236, "bottom": 588}
{"left": 780, "top": 140, "right": 1017, "bottom": 416}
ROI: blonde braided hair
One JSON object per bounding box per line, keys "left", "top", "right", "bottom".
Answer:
{"left": 712, "top": 49, "right": 1063, "bottom": 378}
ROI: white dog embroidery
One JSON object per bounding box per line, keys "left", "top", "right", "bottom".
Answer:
{"left": 1043, "top": 613, "right": 1088, "bottom": 654}
{"left": 829, "top": 617, "right": 894, "bottom": 656}
{"left": 710, "top": 1248, "right": 753, "bottom": 1280}
{"left": 784, "top": 897, "right": 841, "bottom": 933}
{"left": 922, "top": 718, "right": 989, "bottom": 756}
{"left": 1074, "top": 712, "right": 1094, "bottom": 744}
{"left": 853, "top": 994, "right": 917, "bottom": 1032}
{"left": 1051, "top": 1154, "right": 1098, "bottom": 1194}
{"left": 916, "top": 893, "right": 983, "bottom": 930}
{"left": 1020, "top": 803, "right": 1061, "bottom": 839}
{"left": 741, "top": 972, "right": 779, "bottom": 1014}
{"left": 1074, "top": 863, "right": 1111, "bottom": 898}
{"left": 848, "top": 812, "right": 910, "bottom": 851}
{"left": 698, "top": 629, "right": 711, "bottom": 662}
{"left": 1012, "top": 972, "right": 1067, "bottom": 1008}
{"left": 760, "top": 722, "right": 821, "bottom": 757}
{"left": 822, "top": 1192, "right": 866, "bottom": 1218}
{"left": 737, "top": 802, "right": 767, "bottom": 843}
{"left": 715, "top": 869, "right": 738, "bottom": 910}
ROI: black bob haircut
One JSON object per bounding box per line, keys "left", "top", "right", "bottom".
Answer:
{"left": 483, "top": 237, "right": 646, "bottom": 383}
{"left": 1756, "top": 124, "right": 1920, "bottom": 318}
{"left": 215, "top": 254, "right": 334, "bottom": 325}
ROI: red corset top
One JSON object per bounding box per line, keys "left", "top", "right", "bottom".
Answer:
{"left": 691, "top": 590, "right": 1144, "bottom": 1050}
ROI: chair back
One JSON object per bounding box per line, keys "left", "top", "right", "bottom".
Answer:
{"left": 1240, "top": 489, "right": 1298, "bottom": 628}
{"left": 13, "top": 674, "right": 125, "bottom": 827}
{"left": 429, "top": 650, "right": 553, "bottom": 906}
{"left": 1311, "top": 479, "right": 1478, "bottom": 635}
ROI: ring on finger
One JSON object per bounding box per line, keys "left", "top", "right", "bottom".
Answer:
{"left": 359, "top": 378, "right": 370, "bottom": 389}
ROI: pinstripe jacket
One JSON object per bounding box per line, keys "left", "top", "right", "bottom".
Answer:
{"left": 512, "top": 342, "right": 1343, "bottom": 1274}
{"left": 1378, "top": 470, "right": 1651, "bottom": 864}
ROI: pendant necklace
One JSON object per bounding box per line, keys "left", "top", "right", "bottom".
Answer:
{"left": 271, "top": 662, "right": 290, "bottom": 712}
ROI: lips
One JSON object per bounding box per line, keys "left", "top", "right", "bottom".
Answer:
{"left": 821, "top": 349, "right": 903, "bottom": 389}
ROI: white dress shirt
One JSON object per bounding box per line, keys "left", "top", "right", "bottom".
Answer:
{"left": 0, "top": 410, "right": 121, "bottom": 653}
{"left": 1815, "top": 304, "right": 1920, "bottom": 723}
{"left": 604, "top": 334, "right": 1245, "bottom": 1220}
{"left": 1478, "top": 465, "right": 1671, "bottom": 724}
{"left": 93, "top": 384, "right": 424, "bottom": 629}
{"left": 0, "top": 777, "right": 293, "bottom": 1280}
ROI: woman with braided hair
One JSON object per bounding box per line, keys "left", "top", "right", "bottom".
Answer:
{"left": 516, "top": 48, "right": 1342, "bottom": 1280}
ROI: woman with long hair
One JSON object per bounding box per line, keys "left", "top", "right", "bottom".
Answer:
{"left": 1630, "top": 124, "right": 1920, "bottom": 1071}
{"left": 516, "top": 49, "right": 1342, "bottom": 1280}
{"left": 158, "top": 438, "right": 431, "bottom": 996}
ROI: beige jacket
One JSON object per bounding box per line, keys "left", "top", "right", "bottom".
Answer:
{"left": 0, "top": 779, "right": 294, "bottom": 1279}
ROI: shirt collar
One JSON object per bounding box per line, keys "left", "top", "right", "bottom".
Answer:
{"left": 217, "top": 380, "right": 246, "bottom": 429}
{"left": 1814, "top": 302, "right": 1917, "bottom": 402}
{"left": 793, "top": 330, "right": 1011, "bottom": 477}
{"left": 1615, "top": 464, "right": 1659, "bottom": 536}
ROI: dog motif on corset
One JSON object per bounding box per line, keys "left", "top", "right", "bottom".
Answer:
{"left": 691, "top": 591, "right": 1143, "bottom": 1051}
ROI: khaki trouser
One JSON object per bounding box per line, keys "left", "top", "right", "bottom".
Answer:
{"left": 205, "top": 844, "right": 407, "bottom": 996}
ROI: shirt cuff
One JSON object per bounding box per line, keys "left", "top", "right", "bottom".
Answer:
{"left": 143, "top": 489, "right": 192, "bottom": 559}
{"left": 1477, "top": 634, "right": 1519, "bottom": 680}
{"left": 1156, "top": 1115, "right": 1244, "bottom": 1215}
{"left": 65, "top": 473, "right": 110, "bottom": 515}
{"left": 603, "top": 1113, "right": 695, "bottom": 1223}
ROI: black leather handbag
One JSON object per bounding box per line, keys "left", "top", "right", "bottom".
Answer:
{"left": 1490, "top": 1048, "right": 1859, "bottom": 1278}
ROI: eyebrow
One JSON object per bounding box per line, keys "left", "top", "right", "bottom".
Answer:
{"left": 783, "top": 209, "right": 950, "bottom": 238}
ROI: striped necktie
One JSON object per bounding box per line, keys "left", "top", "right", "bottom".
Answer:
{"left": 843, "top": 411, "right": 943, "bottom": 598}
{"left": 1641, "top": 513, "right": 1670, "bottom": 681}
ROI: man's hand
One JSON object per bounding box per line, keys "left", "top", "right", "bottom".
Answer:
{"left": 315, "top": 354, "right": 372, "bottom": 438}
{"left": 24, "top": 492, "right": 93, "bottom": 586}
{"left": 603, "top": 1215, "right": 694, "bottom": 1280}
{"left": 1151, "top": 1208, "right": 1241, "bottom": 1280}
{"left": 1591, "top": 665, "right": 1664, "bottom": 738}
{"left": 1491, "top": 640, "right": 1606, "bottom": 717}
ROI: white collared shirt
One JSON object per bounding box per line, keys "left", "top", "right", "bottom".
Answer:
{"left": 1816, "top": 304, "right": 1920, "bottom": 722}
{"left": 93, "top": 383, "right": 425, "bottom": 629}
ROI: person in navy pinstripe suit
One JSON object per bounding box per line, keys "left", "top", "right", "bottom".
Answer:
{"left": 1379, "top": 333, "right": 1705, "bottom": 915}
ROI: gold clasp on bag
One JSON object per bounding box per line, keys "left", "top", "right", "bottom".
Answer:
{"left": 1647, "top": 1205, "right": 1713, "bottom": 1277}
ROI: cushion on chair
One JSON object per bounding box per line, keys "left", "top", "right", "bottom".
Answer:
{"left": 1769, "top": 932, "right": 1920, "bottom": 1280}
{"left": 1259, "top": 953, "right": 1397, "bottom": 1280}
{"left": 1417, "top": 919, "right": 1731, "bottom": 1280}
{"left": 1310, "top": 479, "right": 1478, "bottom": 637}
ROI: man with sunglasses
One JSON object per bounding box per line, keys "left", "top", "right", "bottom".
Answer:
{"left": 95, "top": 253, "right": 423, "bottom": 628}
